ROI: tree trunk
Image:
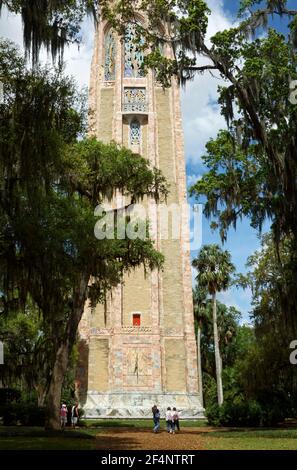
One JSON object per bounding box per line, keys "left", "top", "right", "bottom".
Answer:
{"left": 212, "top": 292, "right": 223, "bottom": 406}
{"left": 35, "top": 384, "right": 47, "bottom": 407}
{"left": 196, "top": 325, "right": 204, "bottom": 407}
{"left": 44, "top": 272, "right": 90, "bottom": 430}
{"left": 45, "top": 341, "right": 70, "bottom": 430}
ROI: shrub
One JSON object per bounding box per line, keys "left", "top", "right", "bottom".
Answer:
{"left": 259, "top": 404, "right": 286, "bottom": 427}
{"left": 206, "top": 401, "right": 264, "bottom": 427}
{"left": 0, "top": 403, "right": 45, "bottom": 426}
{"left": 205, "top": 403, "right": 221, "bottom": 427}
{"left": 0, "top": 388, "right": 21, "bottom": 404}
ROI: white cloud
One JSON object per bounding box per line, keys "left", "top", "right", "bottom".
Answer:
{"left": 218, "top": 286, "right": 253, "bottom": 323}
{"left": 0, "top": 9, "right": 23, "bottom": 46}
{"left": 187, "top": 173, "right": 202, "bottom": 188}
{"left": 181, "top": 0, "right": 237, "bottom": 165}
{"left": 217, "top": 289, "right": 241, "bottom": 312}
{"left": 59, "top": 17, "right": 94, "bottom": 88}
{"left": 0, "top": 7, "right": 94, "bottom": 89}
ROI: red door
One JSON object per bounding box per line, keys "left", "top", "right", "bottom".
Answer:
{"left": 133, "top": 314, "right": 141, "bottom": 326}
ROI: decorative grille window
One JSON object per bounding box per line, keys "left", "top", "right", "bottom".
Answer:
{"left": 104, "top": 30, "right": 116, "bottom": 81}
{"left": 123, "top": 88, "right": 147, "bottom": 112}
{"left": 130, "top": 119, "right": 141, "bottom": 146}
{"left": 124, "top": 23, "right": 144, "bottom": 78}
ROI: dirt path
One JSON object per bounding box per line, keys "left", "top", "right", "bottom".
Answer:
{"left": 95, "top": 427, "right": 213, "bottom": 451}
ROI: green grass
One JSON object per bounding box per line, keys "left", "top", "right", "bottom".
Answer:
{"left": 0, "top": 426, "right": 98, "bottom": 450}
{"left": 202, "top": 428, "right": 297, "bottom": 450}
{"left": 80, "top": 418, "right": 208, "bottom": 429}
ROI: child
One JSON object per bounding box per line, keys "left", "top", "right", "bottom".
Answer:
{"left": 60, "top": 404, "right": 68, "bottom": 429}
{"left": 165, "top": 407, "right": 173, "bottom": 433}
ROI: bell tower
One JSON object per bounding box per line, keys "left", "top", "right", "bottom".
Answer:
{"left": 77, "top": 12, "right": 204, "bottom": 419}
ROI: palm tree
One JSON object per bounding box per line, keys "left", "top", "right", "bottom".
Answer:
{"left": 193, "top": 285, "right": 208, "bottom": 407}
{"left": 193, "top": 245, "right": 235, "bottom": 406}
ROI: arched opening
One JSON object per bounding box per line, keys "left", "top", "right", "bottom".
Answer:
{"left": 124, "top": 23, "right": 144, "bottom": 78}
{"left": 130, "top": 118, "right": 141, "bottom": 146}
{"left": 104, "top": 29, "right": 116, "bottom": 81}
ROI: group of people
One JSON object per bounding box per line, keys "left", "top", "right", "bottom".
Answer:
{"left": 60, "top": 403, "right": 79, "bottom": 429}
{"left": 152, "top": 405, "right": 180, "bottom": 434}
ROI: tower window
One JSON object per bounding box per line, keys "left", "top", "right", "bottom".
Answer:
{"left": 104, "top": 29, "right": 116, "bottom": 81}
{"left": 124, "top": 23, "right": 144, "bottom": 78}
{"left": 130, "top": 119, "right": 141, "bottom": 146}
{"left": 133, "top": 314, "right": 141, "bottom": 327}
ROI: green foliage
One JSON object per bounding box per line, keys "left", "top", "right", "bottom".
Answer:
{"left": 0, "top": 304, "right": 51, "bottom": 401}
{"left": 0, "top": 388, "right": 21, "bottom": 404}
{"left": 238, "top": 234, "right": 297, "bottom": 415}
{"left": 191, "top": 26, "right": 297, "bottom": 242}
{"left": 198, "top": 303, "right": 242, "bottom": 380}
{"left": 206, "top": 400, "right": 284, "bottom": 427}
{"left": 202, "top": 233, "right": 297, "bottom": 425}
{"left": 0, "top": 403, "right": 45, "bottom": 426}
{"left": 0, "top": 39, "right": 168, "bottom": 427}
{"left": 193, "top": 245, "right": 235, "bottom": 295}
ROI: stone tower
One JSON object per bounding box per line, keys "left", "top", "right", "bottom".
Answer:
{"left": 77, "top": 12, "right": 204, "bottom": 419}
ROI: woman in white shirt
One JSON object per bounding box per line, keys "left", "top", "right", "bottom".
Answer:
{"left": 165, "top": 407, "right": 173, "bottom": 433}
{"left": 172, "top": 407, "right": 180, "bottom": 432}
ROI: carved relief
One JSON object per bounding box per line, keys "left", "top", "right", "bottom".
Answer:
{"left": 125, "top": 347, "right": 152, "bottom": 388}
{"left": 123, "top": 88, "right": 147, "bottom": 113}
{"left": 120, "top": 326, "right": 153, "bottom": 334}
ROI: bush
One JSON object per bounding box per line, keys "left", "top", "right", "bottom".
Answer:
{"left": 259, "top": 404, "right": 286, "bottom": 427}
{"left": 0, "top": 403, "right": 45, "bottom": 426}
{"left": 0, "top": 388, "right": 21, "bottom": 404}
{"left": 205, "top": 403, "right": 221, "bottom": 427}
{"left": 206, "top": 401, "right": 266, "bottom": 427}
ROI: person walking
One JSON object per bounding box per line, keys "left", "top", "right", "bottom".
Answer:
{"left": 172, "top": 407, "right": 180, "bottom": 433}
{"left": 165, "top": 407, "right": 173, "bottom": 433}
{"left": 60, "top": 403, "right": 68, "bottom": 430}
{"left": 71, "top": 403, "right": 79, "bottom": 429}
{"left": 152, "top": 404, "right": 158, "bottom": 416}
{"left": 153, "top": 407, "right": 160, "bottom": 433}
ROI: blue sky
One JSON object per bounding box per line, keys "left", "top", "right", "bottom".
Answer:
{"left": 0, "top": 0, "right": 292, "bottom": 322}
{"left": 182, "top": 0, "right": 293, "bottom": 321}
{"left": 180, "top": 0, "right": 255, "bottom": 321}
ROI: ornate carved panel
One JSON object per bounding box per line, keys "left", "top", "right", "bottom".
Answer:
{"left": 123, "top": 88, "right": 147, "bottom": 112}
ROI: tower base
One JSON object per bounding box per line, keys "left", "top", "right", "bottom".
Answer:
{"left": 80, "top": 391, "right": 205, "bottom": 419}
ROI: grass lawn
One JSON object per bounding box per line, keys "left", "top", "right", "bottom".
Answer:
{"left": 1, "top": 422, "right": 297, "bottom": 450}
{"left": 201, "top": 429, "right": 297, "bottom": 450}
{"left": 0, "top": 426, "right": 98, "bottom": 450}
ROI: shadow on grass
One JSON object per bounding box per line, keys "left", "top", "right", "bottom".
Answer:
{"left": 0, "top": 427, "right": 96, "bottom": 440}
{"left": 95, "top": 434, "right": 144, "bottom": 451}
